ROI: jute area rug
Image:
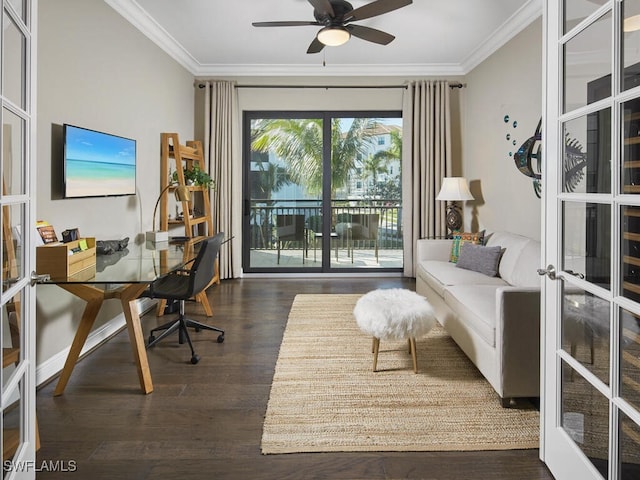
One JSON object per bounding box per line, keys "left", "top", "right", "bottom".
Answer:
{"left": 261, "top": 294, "right": 540, "bottom": 454}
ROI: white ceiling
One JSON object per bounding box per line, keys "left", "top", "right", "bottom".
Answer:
{"left": 105, "top": 0, "right": 542, "bottom": 77}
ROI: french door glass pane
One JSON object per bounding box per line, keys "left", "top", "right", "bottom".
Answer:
{"left": 330, "top": 117, "right": 402, "bottom": 269}
{"left": 619, "top": 408, "right": 640, "bottom": 478}
{"left": 564, "top": 0, "right": 607, "bottom": 34}
{"left": 563, "top": 201, "right": 611, "bottom": 289}
{"left": 2, "top": 388, "right": 24, "bottom": 465}
{"left": 6, "top": 0, "right": 25, "bottom": 22}
{"left": 622, "top": 205, "right": 640, "bottom": 301}
{"left": 2, "top": 203, "right": 24, "bottom": 290}
{"left": 2, "top": 107, "right": 26, "bottom": 196}
{"left": 623, "top": 0, "right": 640, "bottom": 91}
{"left": 564, "top": 11, "right": 612, "bottom": 113}
{"left": 623, "top": 100, "right": 640, "bottom": 193}
{"left": 562, "top": 286, "right": 610, "bottom": 385}
{"left": 562, "top": 359, "right": 610, "bottom": 479}
{"left": 2, "top": 9, "right": 26, "bottom": 110}
{"left": 620, "top": 308, "right": 640, "bottom": 411}
{"left": 563, "top": 108, "right": 611, "bottom": 193}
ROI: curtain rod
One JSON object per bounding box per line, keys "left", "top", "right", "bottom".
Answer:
{"left": 197, "top": 82, "right": 466, "bottom": 90}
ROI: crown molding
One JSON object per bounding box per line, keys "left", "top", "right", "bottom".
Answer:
{"left": 104, "top": 0, "right": 201, "bottom": 73}
{"left": 461, "top": 0, "right": 542, "bottom": 73}
{"left": 105, "top": 0, "right": 542, "bottom": 78}
{"left": 190, "top": 63, "right": 466, "bottom": 77}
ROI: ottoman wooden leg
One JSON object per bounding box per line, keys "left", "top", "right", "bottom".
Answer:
{"left": 409, "top": 337, "right": 418, "bottom": 373}
{"left": 372, "top": 337, "right": 380, "bottom": 372}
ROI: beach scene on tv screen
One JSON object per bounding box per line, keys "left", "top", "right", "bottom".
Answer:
{"left": 65, "top": 126, "right": 136, "bottom": 197}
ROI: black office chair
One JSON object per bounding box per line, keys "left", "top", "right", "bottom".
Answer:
{"left": 142, "top": 233, "right": 225, "bottom": 364}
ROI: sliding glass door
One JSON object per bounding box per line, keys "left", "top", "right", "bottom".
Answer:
{"left": 243, "top": 111, "right": 402, "bottom": 273}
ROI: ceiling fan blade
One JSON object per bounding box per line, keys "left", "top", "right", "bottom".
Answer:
{"left": 252, "top": 21, "right": 320, "bottom": 27}
{"left": 307, "top": 0, "right": 335, "bottom": 18}
{"left": 347, "top": 24, "right": 395, "bottom": 45}
{"left": 345, "top": 0, "right": 412, "bottom": 22}
{"left": 307, "top": 36, "right": 325, "bottom": 54}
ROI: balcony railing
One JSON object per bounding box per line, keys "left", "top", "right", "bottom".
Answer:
{"left": 248, "top": 199, "right": 402, "bottom": 251}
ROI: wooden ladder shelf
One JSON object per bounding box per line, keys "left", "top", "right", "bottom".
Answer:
{"left": 160, "top": 133, "right": 213, "bottom": 237}
{"left": 157, "top": 133, "right": 218, "bottom": 316}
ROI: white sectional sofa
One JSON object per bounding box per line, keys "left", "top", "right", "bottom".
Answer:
{"left": 415, "top": 231, "right": 542, "bottom": 406}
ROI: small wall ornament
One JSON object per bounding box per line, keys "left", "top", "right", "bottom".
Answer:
{"left": 503, "top": 115, "right": 586, "bottom": 198}
{"left": 504, "top": 114, "right": 541, "bottom": 198}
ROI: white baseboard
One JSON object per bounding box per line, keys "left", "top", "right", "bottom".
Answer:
{"left": 36, "top": 297, "right": 156, "bottom": 387}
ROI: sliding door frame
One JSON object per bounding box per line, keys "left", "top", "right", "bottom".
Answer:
{"left": 242, "top": 110, "right": 403, "bottom": 274}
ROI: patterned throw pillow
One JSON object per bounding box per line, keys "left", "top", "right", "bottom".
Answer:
{"left": 449, "top": 230, "right": 485, "bottom": 263}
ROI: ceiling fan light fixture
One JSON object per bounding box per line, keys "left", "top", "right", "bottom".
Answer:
{"left": 317, "top": 26, "right": 351, "bottom": 46}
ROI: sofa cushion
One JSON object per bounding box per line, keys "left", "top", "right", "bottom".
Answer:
{"left": 509, "top": 239, "right": 542, "bottom": 288}
{"left": 455, "top": 243, "right": 503, "bottom": 277}
{"left": 485, "top": 231, "right": 533, "bottom": 285}
{"left": 417, "top": 260, "right": 508, "bottom": 297}
{"left": 443, "top": 285, "right": 500, "bottom": 347}
{"left": 449, "top": 231, "right": 485, "bottom": 263}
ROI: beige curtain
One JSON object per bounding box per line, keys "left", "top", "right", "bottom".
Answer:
{"left": 203, "top": 80, "right": 240, "bottom": 279}
{"left": 401, "top": 80, "right": 452, "bottom": 277}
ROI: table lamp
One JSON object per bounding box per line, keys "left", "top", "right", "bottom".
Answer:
{"left": 436, "top": 177, "right": 474, "bottom": 234}
{"left": 146, "top": 184, "right": 190, "bottom": 243}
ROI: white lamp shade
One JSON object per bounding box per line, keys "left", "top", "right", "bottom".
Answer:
{"left": 317, "top": 26, "right": 351, "bottom": 46}
{"left": 436, "top": 177, "right": 474, "bottom": 201}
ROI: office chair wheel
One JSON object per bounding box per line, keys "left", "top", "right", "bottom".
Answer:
{"left": 148, "top": 334, "right": 156, "bottom": 346}
{"left": 190, "top": 355, "right": 200, "bottom": 364}
{"left": 217, "top": 334, "right": 225, "bottom": 343}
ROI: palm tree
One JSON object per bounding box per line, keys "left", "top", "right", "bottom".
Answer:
{"left": 251, "top": 117, "right": 376, "bottom": 196}
{"left": 252, "top": 161, "right": 292, "bottom": 200}
{"left": 368, "top": 128, "right": 402, "bottom": 200}
{"left": 361, "top": 154, "right": 389, "bottom": 195}
{"left": 251, "top": 161, "right": 292, "bottom": 248}
{"left": 371, "top": 128, "right": 402, "bottom": 164}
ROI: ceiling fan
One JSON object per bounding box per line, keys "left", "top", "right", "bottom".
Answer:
{"left": 252, "top": 0, "right": 413, "bottom": 54}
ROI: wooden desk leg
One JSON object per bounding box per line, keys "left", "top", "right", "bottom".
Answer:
{"left": 196, "top": 292, "right": 213, "bottom": 317}
{"left": 53, "top": 284, "right": 105, "bottom": 396}
{"left": 116, "top": 284, "right": 154, "bottom": 395}
{"left": 156, "top": 299, "right": 167, "bottom": 317}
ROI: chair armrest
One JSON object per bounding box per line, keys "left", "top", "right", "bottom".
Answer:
{"left": 416, "top": 238, "right": 453, "bottom": 262}
{"left": 495, "top": 286, "right": 541, "bottom": 397}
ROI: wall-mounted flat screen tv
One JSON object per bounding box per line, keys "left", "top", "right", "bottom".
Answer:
{"left": 63, "top": 124, "right": 136, "bottom": 198}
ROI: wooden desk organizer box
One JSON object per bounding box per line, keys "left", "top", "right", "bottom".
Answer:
{"left": 36, "top": 237, "right": 96, "bottom": 280}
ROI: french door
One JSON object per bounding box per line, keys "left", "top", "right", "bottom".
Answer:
{"left": 243, "top": 111, "right": 403, "bottom": 273}
{"left": 1, "top": 0, "right": 37, "bottom": 478}
{"left": 543, "top": 1, "right": 640, "bottom": 479}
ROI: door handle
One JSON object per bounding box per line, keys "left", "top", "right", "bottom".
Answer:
{"left": 564, "top": 269, "right": 585, "bottom": 279}
{"left": 537, "top": 264, "right": 557, "bottom": 280}
{"left": 31, "top": 271, "right": 50, "bottom": 286}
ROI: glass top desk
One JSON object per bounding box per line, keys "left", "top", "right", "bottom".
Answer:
{"left": 41, "top": 237, "right": 208, "bottom": 396}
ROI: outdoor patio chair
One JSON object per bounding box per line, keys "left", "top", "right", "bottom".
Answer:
{"left": 276, "top": 214, "right": 307, "bottom": 264}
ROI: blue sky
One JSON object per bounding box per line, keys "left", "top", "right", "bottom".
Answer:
{"left": 66, "top": 126, "right": 136, "bottom": 166}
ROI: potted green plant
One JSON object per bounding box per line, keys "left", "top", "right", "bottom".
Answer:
{"left": 172, "top": 165, "right": 215, "bottom": 189}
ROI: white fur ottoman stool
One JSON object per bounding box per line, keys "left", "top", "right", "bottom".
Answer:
{"left": 354, "top": 288, "right": 436, "bottom": 373}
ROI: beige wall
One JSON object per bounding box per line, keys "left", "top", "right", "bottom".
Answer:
{"left": 460, "top": 18, "right": 543, "bottom": 240}
{"left": 35, "top": 0, "right": 195, "bottom": 377}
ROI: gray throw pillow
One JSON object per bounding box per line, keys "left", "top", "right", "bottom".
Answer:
{"left": 455, "top": 242, "right": 502, "bottom": 277}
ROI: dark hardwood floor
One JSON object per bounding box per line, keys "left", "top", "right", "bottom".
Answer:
{"left": 35, "top": 278, "right": 554, "bottom": 480}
